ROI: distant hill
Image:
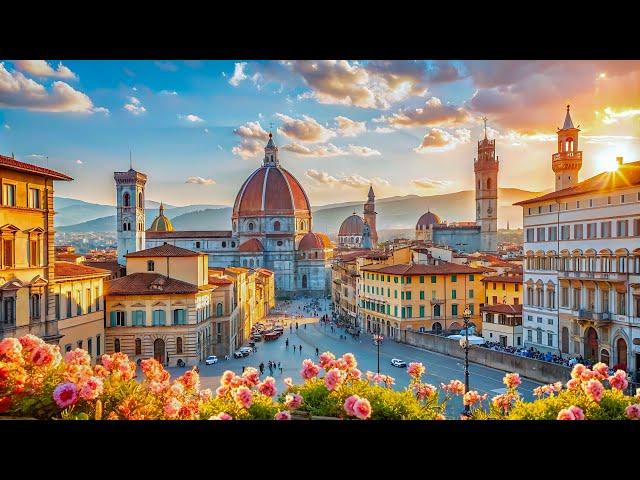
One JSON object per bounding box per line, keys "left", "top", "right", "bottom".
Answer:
{"left": 57, "top": 188, "right": 539, "bottom": 234}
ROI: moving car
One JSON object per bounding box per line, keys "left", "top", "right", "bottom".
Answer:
{"left": 205, "top": 355, "right": 218, "bottom": 365}
{"left": 390, "top": 358, "right": 407, "bottom": 368}
{"left": 233, "top": 350, "right": 245, "bottom": 358}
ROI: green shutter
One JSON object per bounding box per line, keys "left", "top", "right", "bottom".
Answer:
{"left": 110, "top": 311, "right": 116, "bottom": 327}
{"left": 419, "top": 305, "right": 425, "bottom": 317}
{"left": 431, "top": 275, "right": 436, "bottom": 283}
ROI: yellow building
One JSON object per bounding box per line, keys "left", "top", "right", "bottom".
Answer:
{"left": 223, "top": 266, "right": 253, "bottom": 349}
{"left": 51, "top": 262, "right": 111, "bottom": 361}
{"left": 480, "top": 272, "right": 524, "bottom": 346}
{"left": 482, "top": 273, "right": 522, "bottom": 306}
{"left": 208, "top": 272, "right": 238, "bottom": 356}
{"left": 359, "top": 263, "right": 491, "bottom": 338}
{"left": 105, "top": 243, "right": 215, "bottom": 366}
{"left": 0, "top": 154, "right": 72, "bottom": 342}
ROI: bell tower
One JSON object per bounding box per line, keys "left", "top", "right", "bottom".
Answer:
{"left": 363, "top": 185, "right": 378, "bottom": 246}
{"left": 263, "top": 128, "right": 279, "bottom": 167}
{"left": 474, "top": 118, "right": 498, "bottom": 252}
{"left": 552, "top": 104, "right": 582, "bottom": 191}
{"left": 115, "top": 160, "right": 147, "bottom": 266}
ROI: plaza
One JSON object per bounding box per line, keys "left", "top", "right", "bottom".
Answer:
{"left": 166, "top": 297, "right": 541, "bottom": 416}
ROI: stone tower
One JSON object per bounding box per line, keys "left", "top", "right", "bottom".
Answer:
{"left": 362, "top": 221, "right": 372, "bottom": 249}
{"left": 363, "top": 185, "right": 378, "bottom": 246}
{"left": 114, "top": 165, "right": 147, "bottom": 266}
{"left": 474, "top": 118, "right": 498, "bottom": 252}
{"left": 552, "top": 104, "right": 582, "bottom": 191}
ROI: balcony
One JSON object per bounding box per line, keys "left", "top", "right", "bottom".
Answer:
{"left": 552, "top": 151, "right": 582, "bottom": 162}
{"left": 559, "top": 271, "right": 624, "bottom": 282}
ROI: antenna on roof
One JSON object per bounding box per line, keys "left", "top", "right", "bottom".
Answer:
{"left": 11, "top": 152, "right": 14, "bottom": 159}
{"left": 129, "top": 150, "right": 133, "bottom": 170}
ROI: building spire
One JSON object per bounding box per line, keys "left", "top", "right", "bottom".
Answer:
{"left": 562, "top": 104, "right": 575, "bottom": 129}
{"left": 159, "top": 201, "right": 164, "bottom": 215}
{"left": 482, "top": 116, "right": 488, "bottom": 140}
{"left": 129, "top": 150, "right": 133, "bottom": 170}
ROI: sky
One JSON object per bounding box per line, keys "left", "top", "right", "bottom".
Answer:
{"left": 0, "top": 60, "right": 639, "bottom": 208}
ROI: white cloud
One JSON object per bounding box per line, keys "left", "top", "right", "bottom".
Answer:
{"left": 75, "top": 159, "right": 83, "bottom": 164}
{"left": 306, "top": 169, "right": 389, "bottom": 188}
{"left": 347, "top": 145, "right": 381, "bottom": 156}
{"left": 124, "top": 96, "right": 146, "bottom": 115}
{"left": 92, "top": 107, "right": 110, "bottom": 115}
{"left": 159, "top": 90, "right": 178, "bottom": 96}
{"left": 178, "top": 113, "right": 204, "bottom": 122}
{"left": 13, "top": 60, "right": 77, "bottom": 80}
{"left": 599, "top": 107, "right": 640, "bottom": 125}
{"left": 283, "top": 143, "right": 345, "bottom": 157}
{"left": 412, "top": 177, "right": 452, "bottom": 189}
{"left": 374, "top": 126, "right": 395, "bottom": 133}
{"left": 377, "top": 96, "right": 471, "bottom": 128}
{"left": 3, "top": 123, "right": 9, "bottom": 130}
{"left": 28, "top": 154, "right": 46, "bottom": 160}
{"left": 414, "top": 128, "right": 471, "bottom": 152}
{"left": 276, "top": 113, "right": 336, "bottom": 143}
{"left": 232, "top": 121, "right": 269, "bottom": 159}
{"left": 186, "top": 176, "right": 216, "bottom": 185}
{"left": 229, "top": 62, "right": 248, "bottom": 87}
{"left": 334, "top": 116, "right": 367, "bottom": 137}
{"left": 0, "top": 62, "right": 99, "bottom": 113}
{"left": 155, "top": 61, "right": 178, "bottom": 72}
{"left": 204, "top": 128, "right": 209, "bottom": 134}
{"left": 217, "top": 145, "right": 224, "bottom": 150}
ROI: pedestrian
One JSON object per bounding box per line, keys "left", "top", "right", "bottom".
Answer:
{"left": 259, "top": 362, "right": 264, "bottom": 374}
{"left": 299, "top": 345, "right": 302, "bottom": 354}
{"left": 277, "top": 361, "right": 281, "bottom": 368}
{"left": 315, "top": 347, "right": 319, "bottom": 356}
{"left": 242, "top": 365, "right": 245, "bottom": 373}
{"left": 293, "top": 345, "right": 296, "bottom": 353}
{"left": 279, "top": 366, "right": 283, "bottom": 374}
{"left": 285, "top": 339, "right": 289, "bottom": 348}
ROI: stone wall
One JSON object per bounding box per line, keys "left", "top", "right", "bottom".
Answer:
{"left": 399, "top": 330, "right": 571, "bottom": 384}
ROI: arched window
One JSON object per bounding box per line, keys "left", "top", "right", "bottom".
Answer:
{"left": 248, "top": 222, "right": 254, "bottom": 231}
{"left": 30, "top": 294, "right": 41, "bottom": 319}
{"left": 315, "top": 251, "right": 318, "bottom": 259}
{"left": 114, "top": 338, "right": 121, "bottom": 353}
{"left": 565, "top": 137, "right": 574, "bottom": 152}
{"left": 135, "top": 338, "right": 142, "bottom": 355}
{"left": 433, "top": 304, "right": 441, "bottom": 317}
{"left": 123, "top": 192, "right": 130, "bottom": 207}
{"left": 123, "top": 223, "right": 127, "bottom": 231}
{"left": 302, "top": 275, "right": 308, "bottom": 289}
{"left": 242, "top": 259, "right": 248, "bottom": 266}
{"left": 222, "top": 241, "right": 227, "bottom": 248}
{"left": 147, "top": 260, "right": 154, "bottom": 272}
{"left": 274, "top": 221, "right": 281, "bottom": 231}
{"left": 477, "top": 180, "right": 481, "bottom": 190}
{"left": 216, "top": 303, "right": 223, "bottom": 317}
{"left": 176, "top": 337, "right": 183, "bottom": 354}
{"left": 249, "top": 259, "right": 254, "bottom": 267}
{"left": 231, "top": 242, "right": 236, "bottom": 248}
{"left": 277, "top": 240, "right": 283, "bottom": 247}
{"left": 195, "top": 241, "right": 201, "bottom": 249}
{"left": 138, "top": 192, "right": 143, "bottom": 207}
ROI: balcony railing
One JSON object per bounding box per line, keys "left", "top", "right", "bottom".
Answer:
{"left": 576, "top": 309, "right": 611, "bottom": 321}
{"left": 552, "top": 151, "right": 582, "bottom": 161}
{"left": 559, "top": 271, "right": 623, "bottom": 282}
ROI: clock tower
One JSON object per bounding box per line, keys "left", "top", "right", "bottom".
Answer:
{"left": 474, "top": 118, "right": 498, "bottom": 252}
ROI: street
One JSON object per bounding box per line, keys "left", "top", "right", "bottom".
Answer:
{"left": 166, "top": 298, "right": 542, "bottom": 417}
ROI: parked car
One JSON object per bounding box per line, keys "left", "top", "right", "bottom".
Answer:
{"left": 233, "top": 350, "right": 244, "bottom": 358}
{"left": 205, "top": 355, "right": 218, "bottom": 365}
{"left": 390, "top": 358, "right": 407, "bottom": 368}
{"left": 239, "top": 346, "right": 253, "bottom": 356}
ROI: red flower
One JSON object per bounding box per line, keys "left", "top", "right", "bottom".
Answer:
{"left": 0, "top": 396, "right": 12, "bottom": 413}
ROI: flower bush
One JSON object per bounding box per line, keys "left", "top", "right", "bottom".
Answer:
{"left": 1, "top": 335, "right": 639, "bottom": 420}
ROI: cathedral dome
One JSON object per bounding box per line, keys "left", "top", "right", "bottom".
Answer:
{"left": 416, "top": 211, "right": 442, "bottom": 230}
{"left": 232, "top": 134, "right": 311, "bottom": 219}
{"left": 148, "top": 202, "right": 174, "bottom": 232}
{"left": 339, "top": 214, "right": 365, "bottom": 236}
{"left": 298, "top": 232, "right": 332, "bottom": 250}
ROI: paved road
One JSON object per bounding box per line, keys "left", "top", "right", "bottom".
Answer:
{"left": 164, "top": 299, "right": 542, "bottom": 417}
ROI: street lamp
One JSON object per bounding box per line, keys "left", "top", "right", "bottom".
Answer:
{"left": 460, "top": 306, "right": 472, "bottom": 417}
{"left": 373, "top": 334, "right": 383, "bottom": 374}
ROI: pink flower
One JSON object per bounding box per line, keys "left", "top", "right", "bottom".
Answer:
{"left": 571, "top": 363, "right": 586, "bottom": 380}
{"left": 568, "top": 405, "right": 585, "bottom": 420}
{"left": 0, "top": 337, "right": 23, "bottom": 362}
{"left": 441, "top": 380, "right": 466, "bottom": 396}
{"left": 582, "top": 379, "right": 605, "bottom": 403}
{"left": 625, "top": 404, "right": 640, "bottom": 420}
{"left": 414, "top": 383, "right": 437, "bottom": 401}
{"left": 324, "top": 368, "right": 345, "bottom": 391}
{"left": 557, "top": 408, "right": 576, "bottom": 420}
{"left": 592, "top": 362, "right": 609, "bottom": 380}
{"left": 435, "top": 414, "right": 446, "bottom": 420}
{"left": 352, "top": 397, "right": 372, "bottom": 420}
{"left": 342, "top": 353, "right": 357, "bottom": 370}
{"left": 343, "top": 395, "right": 360, "bottom": 416}
{"left": 382, "top": 375, "right": 395, "bottom": 387}
{"left": 274, "top": 410, "right": 292, "bottom": 420}
{"left": 230, "top": 376, "right": 246, "bottom": 388}
{"left": 242, "top": 367, "right": 260, "bottom": 387}
{"left": 31, "top": 345, "right": 56, "bottom": 367}
{"left": 463, "top": 390, "right": 488, "bottom": 406}
{"left": 100, "top": 354, "right": 113, "bottom": 371}
{"left": 178, "top": 369, "right": 200, "bottom": 391}
{"left": 64, "top": 348, "right": 91, "bottom": 366}
{"left": 407, "top": 362, "right": 425, "bottom": 379}
{"left": 258, "top": 377, "right": 277, "bottom": 397}
{"left": 334, "top": 358, "right": 348, "bottom": 371}
{"left": 148, "top": 381, "right": 169, "bottom": 395}
{"left": 169, "top": 382, "right": 185, "bottom": 397}
{"left": 233, "top": 386, "right": 253, "bottom": 409}
{"left": 503, "top": 373, "right": 521, "bottom": 390}
{"left": 566, "top": 378, "right": 580, "bottom": 391}
{"left": 215, "top": 386, "right": 229, "bottom": 398}
{"left": 210, "top": 412, "right": 232, "bottom": 420}
{"left": 608, "top": 370, "right": 628, "bottom": 391}
{"left": 221, "top": 370, "right": 236, "bottom": 387}
{"left": 349, "top": 368, "right": 362, "bottom": 380}
{"left": 78, "top": 377, "right": 103, "bottom": 401}
{"left": 283, "top": 377, "right": 293, "bottom": 388}
{"left": 580, "top": 369, "right": 595, "bottom": 382}
{"left": 318, "top": 352, "right": 336, "bottom": 369}
{"left": 19, "top": 334, "right": 44, "bottom": 354}
{"left": 199, "top": 389, "right": 212, "bottom": 402}
{"left": 492, "top": 393, "right": 516, "bottom": 414}
{"left": 285, "top": 393, "right": 303, "bottom": 410}
{"left": 53, "top": 382, "right": 79, "bottom": 408}
{"left": 163, "top": 398, "right": 181, "bottom": 418}
{"left": 300, "top": 359, "right": 320, "bottom": 380}
{"left": 554, "top": 382, "right": 563, "bottom": 392}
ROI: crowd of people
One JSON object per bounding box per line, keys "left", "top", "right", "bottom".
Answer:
{"left": 480, "top": 342, "right": 600, "bottom": 369}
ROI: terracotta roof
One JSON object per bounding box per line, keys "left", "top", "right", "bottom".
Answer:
{"left": 298, "top": 232, "right": 332, "bottom": 250}
{"left": 125, "top": 243, "right": 202, "bottom": 257}
{"left": 225, "top": 267, "right": 249, "bottom": 274}
{"left": 481, "top": 274, "right": 523, "bottom": 284}
{"left": 514, "top": 160, "right": 640, "bottom": 206}
{"left": 0, "top": 154, "right": 73, "bottom": 181}
{"left": 106, "top": 273, "right": 199, "bottom": 295}
{"left": 255, "top": 268, "right": 274, "bottom": 276}
{"left": 232, "top": 166, "right": 311, "bottom": 217}
{"left": 361, "top": 262, "right": 493, "bottom": 275}
{"left": 209, "top": 278, "right": 233, "bottom": 286}
{"left": 54, "top": 261, "right": 111, "bottom": 279}
{"left": 145, "top": 230, "right": 232, "bottom": 239}
{"left": 481, "top": 303, "right": 523, "bottom": 315}
{"left": 238, "top": 238, "right": 264, "bottom": 252}
{"left": 339, "top": 214, "right": 365, "bottom": 236}
{"left": 335, "top": 249, "right": 378, "bottom": 262}
{"left": 416, "top": 211, "right": 442, "bottom": 229}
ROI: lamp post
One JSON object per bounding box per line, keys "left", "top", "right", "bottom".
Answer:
{"left": 374, "top": 334, "right": 383, "bottom": 374}
{"left": 460, "top": 306, "right": 472, "bottom": 417}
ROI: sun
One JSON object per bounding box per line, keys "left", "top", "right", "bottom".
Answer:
{"left": 597, "top": 156, "right": 620, "bottom": 172}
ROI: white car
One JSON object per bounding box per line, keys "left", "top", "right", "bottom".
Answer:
{"left": 239, "top": 346, "right": 253, "bottom": 355}
{"left": 205, "top": 355, "right": 218, "bottom": 365}
{"left": 390, "top": 358, "right": 407, "bottom": 368}
{"left": 233, "top": 350, "right": 245, "bottom": 358}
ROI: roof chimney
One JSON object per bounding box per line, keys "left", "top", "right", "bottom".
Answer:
{"left": 616, "top": 156, "right": 623, "bottom": 166}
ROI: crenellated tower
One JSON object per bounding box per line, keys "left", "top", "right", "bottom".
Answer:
{"left": 115, "top": 163, "right": 147, "bottom": 266}
{"left": 474, "top": 118, "right": 498, "bottom": 252}
{"left": 552, "top": 104, "right": 582, "bottom": 191}
{"left": 363, "top": 185, "right": 378, "bottom": 246}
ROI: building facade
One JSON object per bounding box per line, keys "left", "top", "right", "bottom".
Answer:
{"left": 475, "top": 119, "right": 499, "bottom": 252}
{"left": 114, "top": 167, "right": 147, "bottom": 266}
{"left": 337, "top": 187, "right": 379, "bottom": 249}
{"left": 481, "top": 272, "right": 523, "bottom": 346}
